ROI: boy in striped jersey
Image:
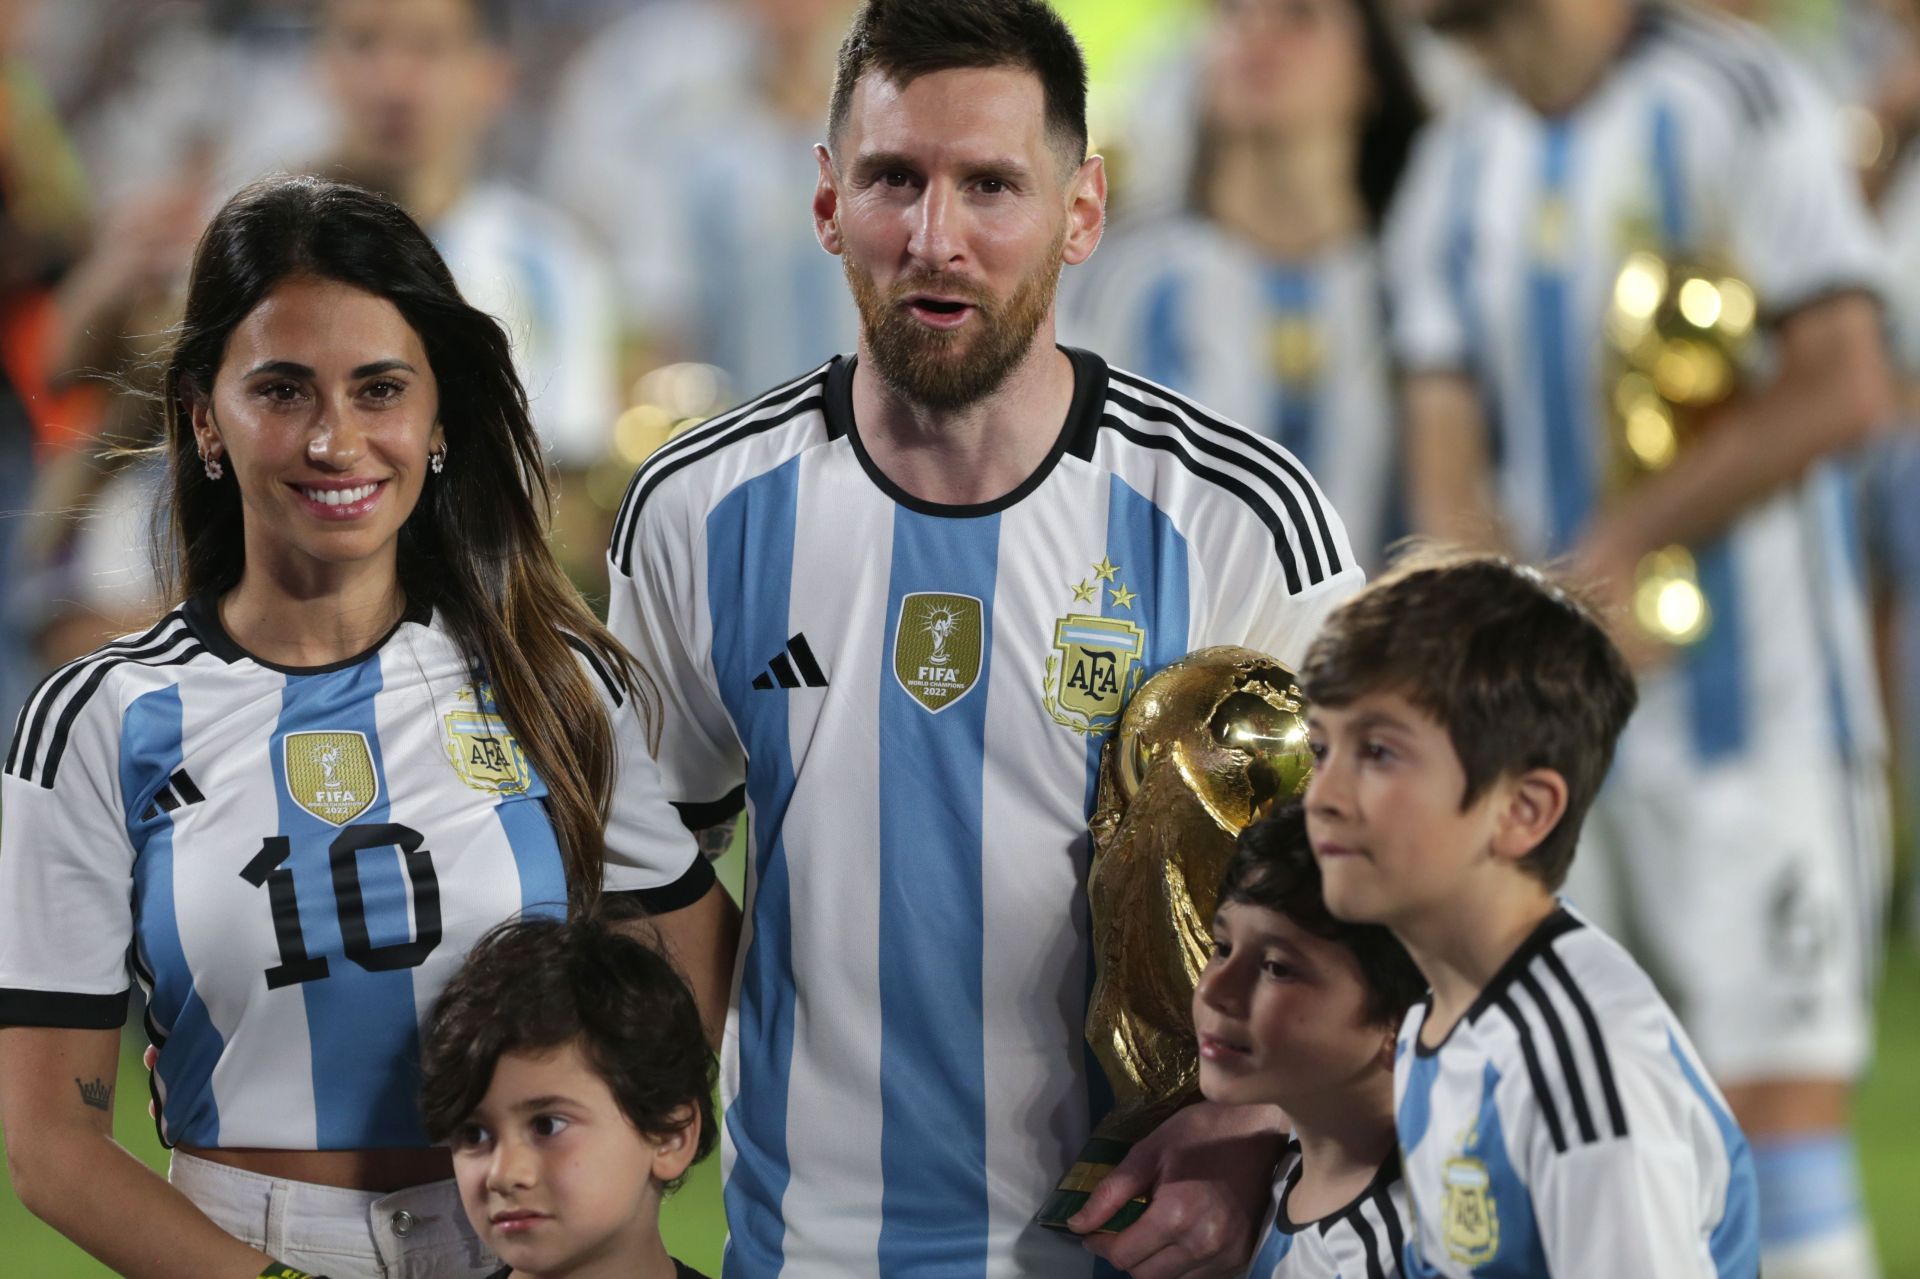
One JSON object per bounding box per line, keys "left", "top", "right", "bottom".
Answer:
{"left": 1299, "top": 551, "right": 1759, "bottom": 1278}
{"left": 1195, "top": 802, "right": 1424, "bottom": 1279}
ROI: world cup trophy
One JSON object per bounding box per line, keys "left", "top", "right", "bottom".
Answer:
{"left": 1602, "top": 249, "right": 1756, "bottom": 645}
{"left": 1035, "top": 646, "right": 1313, "bottom": 1233}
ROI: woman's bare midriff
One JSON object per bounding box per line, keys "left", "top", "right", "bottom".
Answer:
{"left": 178, "top": 1144, "right": 454, "bottom": 1193}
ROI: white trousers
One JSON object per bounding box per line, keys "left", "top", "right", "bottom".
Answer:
{"left": 170, "top": 1151, "right": 497, "bottom": 1279}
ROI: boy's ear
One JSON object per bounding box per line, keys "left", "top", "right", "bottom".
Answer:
{"left": 649, "top": 1104, "right": 701, "bottom": 1186}
{"left": 1487, "top": 767, "right": 1569, "bottom": 865}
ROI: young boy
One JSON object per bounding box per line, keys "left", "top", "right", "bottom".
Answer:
{"left": 1196, "top": 801, "right": 1428, "bottom": 1277}
{"left": 420, "top": 915, "right": 717, "bottom": 1279}
{"left": 1297, "top": 550, "right": 1760, "bottom": 1277}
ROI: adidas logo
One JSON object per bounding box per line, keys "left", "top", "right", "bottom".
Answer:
{"left": 752, "top": 634, "right": 829, "bottom": 690}
{"left": 141, "top": 768, "right": 205, "bottom": 821}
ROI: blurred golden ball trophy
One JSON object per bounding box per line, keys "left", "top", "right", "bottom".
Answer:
{"left": 1034, "top": 647, "right": 1313, "bottom": 1234}
{"left": 1602, "top": 250, "right": 1756, "bottom": 645}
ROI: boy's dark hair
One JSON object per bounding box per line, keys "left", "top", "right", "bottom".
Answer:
{"left": 827, "top": 0, "right": 1089, "bottom": 170}
{"left": 1298, "top": 546, "right": 1638, "bottom": 890}
{"left": 420, "top": 914, "right": 717, "bottom": 1186}
{"left": 1222, "top": 802, "right": 1426, "bottom": 1027}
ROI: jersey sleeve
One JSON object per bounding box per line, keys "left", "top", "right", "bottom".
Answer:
{"left": 1525, "top": 1038, "right": 1749, "bottom": 1279}
{"left": 1728, "top": 54, "right": 1885, "bottom": 317}
{"left": 1383, "top": 120, "right": 1474, "bottom": 374}
{"left": 0, "top": 691, "right": 136, "bottom": 1028}
{"left": 606, "top": 483, "right": 748, "bottom": 830}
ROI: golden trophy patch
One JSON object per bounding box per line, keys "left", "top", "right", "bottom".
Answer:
{"left": 444, "top": 685, "right": 532, "bottom": 794}
{"left": 283, "top": 731, "right": 377, "bottom": 826}
{"left": 1441, "top": 1150, "right": 1500, "bottom": 1266}
{"left": 893, "top": 593, "right": 984, "bottom": 714}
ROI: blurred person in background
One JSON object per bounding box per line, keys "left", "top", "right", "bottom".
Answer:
{"left": 1064, "top": 0, "right": 1425, "bottom": 569}
{"left": 312, "top": 0, "right": 620, "bottom": 581}
{"left": 0, "top": 0, "right": 92, "bottom": 726}
{"left": 541, "top": 0, "right": 860, "bottom": 403}
{"left": 1386, "top": 0, "right": 1896, "bottom": 1274}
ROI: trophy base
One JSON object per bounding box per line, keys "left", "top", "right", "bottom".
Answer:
{"left": 1033, "top": 1137, "right": 1149, "bottom": 1235}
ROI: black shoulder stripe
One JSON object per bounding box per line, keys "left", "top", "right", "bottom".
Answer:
{"left": 562, "top": 634, "right": 624, "bottom": 707}
{"left": 1518, "top": 966, "right": 1599, "bottom": 1144}
{"left": 1540, "top": 947, "right": 1629, "bottom": 1138}
{"left": 37, "top": 641, "right": 206, "bottom": 789}
{"left": 1347, "top": 1201, "right": 1389, "bottom": 1279}
{"left": 11, "top": 620, "right": 194, "bottom": 785}
{"left": 1658, "top": 13, "right": 1781, "bottom": 126}
{"left": 1107, "top": 369, "right": 1345, "bottom": 577}
{"left": 1494, "top": 991, "right": 1569, "bottom": 1154}
{"left": 613, "top": 384, "right": 829, "bottom": 576}
{"left": 7, "top": 612, "right": 186, "bottom": 776}
{"left": 610, "top": 370, "right": 830, "bottom": 570}
{"left": 1376, "top": 1184, "right": 1406, "bottom": 1272}
{"left": 1098, "top": 414, "right": 1306, "bottom": 594}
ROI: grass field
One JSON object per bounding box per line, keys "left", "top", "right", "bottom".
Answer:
{"left": 5, "top": 908, "right": 1918, "bottom": 1274}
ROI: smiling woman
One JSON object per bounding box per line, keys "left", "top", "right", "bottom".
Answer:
{"left": 0, "top": 176, "right": 724, "bottom": 1279}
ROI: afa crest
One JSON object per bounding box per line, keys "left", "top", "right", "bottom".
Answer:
{"left": 893, "top": 593, "right": 985, "bottom": 714}
{"left": 1043, "top": 555, "right": 1147, "bottom": 736}
{"left": 1441, "top": 1150, "right": 1500, "bottom": 1266}
{"left": 283, "top": 731, "right": 378, "bottom": 825}
{"left": 444, "top": 684, "right": 533, "bottom": 794}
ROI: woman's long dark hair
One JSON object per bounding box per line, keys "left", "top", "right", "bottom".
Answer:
{"left": 1189, "top": 0, "right": 1429, "bottom": 229}
{"left": 161, "top": 175, "right": 653, "bottom": 910}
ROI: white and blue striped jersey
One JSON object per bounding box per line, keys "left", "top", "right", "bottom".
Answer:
{"left": 432, "top": 181, "right": 621, "bottom": 469}
{"left": 1247, "top": 1140, "right": 1408, "bottom": 1279}
{"left": 1396, "top": 908, "right": 1758, "bottom": 1278}
{"left": 1384, "top": 2, "right": 1886, "bottom": 768}
{"left": 0, "top": 599, "right": 701, "bottom": 1150}
{"left": 1065, "top": 217, "right": 1401, "bottom": 568}
{"left": 606, "top": 349, "right": 1363, "bottom": 1278}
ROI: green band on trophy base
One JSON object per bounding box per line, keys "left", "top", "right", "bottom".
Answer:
{"left": 1033, "top": 1137, "right": 1149, "bottom": 1234}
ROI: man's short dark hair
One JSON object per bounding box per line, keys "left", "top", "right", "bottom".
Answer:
{"left": 1298, "top": 546, "right": 1638, "bottom": 890}
{"left": 419, "top": 914, "right": 717, "bottom": 1186}
{"left": 826, "top": 0, "right": 1089, "bottom": 169}
{"left": 1221, "top": 802, "right": 1426, "bottom": 1027}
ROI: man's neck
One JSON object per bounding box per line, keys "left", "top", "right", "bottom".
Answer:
{"left": 1204, "top": 128, "right": 1366, "bottom": 260}
{"left": 1465, "top": 0, "right": 1638, "bottom": 116}
{"left": 1397, "top": 883, "right": 1558, "bottom": 1046}
{"left": 1285, "top": 1077, "right": 1397, "bottom": 1224}
{"left": 328, "top": 148, "right": 474, "bottom": 227}
{"left": 850, "top": 330, "right": 1076, "bottom": 507}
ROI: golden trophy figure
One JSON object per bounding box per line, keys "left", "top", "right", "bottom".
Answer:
{"left": 1602, "top": 250, "right": 1756, "bottom": 645}
{"left": 1034, "top": 646, "right": 1313, "bottom": 1233}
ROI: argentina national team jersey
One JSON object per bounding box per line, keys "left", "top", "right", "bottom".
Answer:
{"left": 1383, "top": 1, "right": 1885, "bottom": 768}
{"left": 0, "top": 600, "right": 698, "bottom": 1149}
{"left": 1247, "top": 1140, "right": 1409, "bottom": 1279}
{"left": 1065, "top": 217, "right": 1400, "bottom": 568}
{"left": 1395, "top": 908, "right": 1758, "bottom": 1278}
{"left": 607, "top": 349, "right": 1362, "bottom": 1277}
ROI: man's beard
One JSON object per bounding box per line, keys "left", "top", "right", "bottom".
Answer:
{"left": 843, "top": 233, "right": 1064, "bottom": 412}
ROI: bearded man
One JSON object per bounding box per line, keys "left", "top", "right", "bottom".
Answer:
{"left": 613, "top": 3, "right": 1363, "bottom": 1276}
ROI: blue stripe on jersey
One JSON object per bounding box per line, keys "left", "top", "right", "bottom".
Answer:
{"left": 1460, "top": 1062, "right": 1545, "bottom": 1276}
{"left": 1141, "top": 272, "right": 1190, "bottom": 390}
{"left": 708, "top": 460, "right": 804, "bottom": 1279}
{"left": 1250, "top": 1221, "right": 1295, "bottom": 1275}
{"left": 1649, "top": 99, "right": 1751, "bottom": 761}
{"left": 1261, "top": 264, "right": 1321, "bottom": 473}
{"left": 1668, "top": 1032, "right": 1760, "bottom": 1276}
{"left": 494, "top": 799, "right": 568, "bottom": 918}
{"left": 1752, "top": 1132, "right": 1861, "bottom": 1247}
{"left": 1530, "top": 120, "right": 1592, "bottom": 554}
{"left": 877, "top": 509, "right": 999, "bottom": 1277}
{"left": 1397, "top": 1044, "right": 1438, "bottom": 1154}
{"left": 271, "top": 661, "right": 428, "bottom": 1147}
{"left": 122, "top": 685, "right": 224, "bottom": 1146}
{"left": 1811, "top": 466, "right": 1863, "bottom": 762}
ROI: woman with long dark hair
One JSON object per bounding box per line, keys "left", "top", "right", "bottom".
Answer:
{"left": 0, "top": 175, "right": 730, "bottom": 1279}
{"left": 1066, "top": 0, "right": 1427, "bottom": 569}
